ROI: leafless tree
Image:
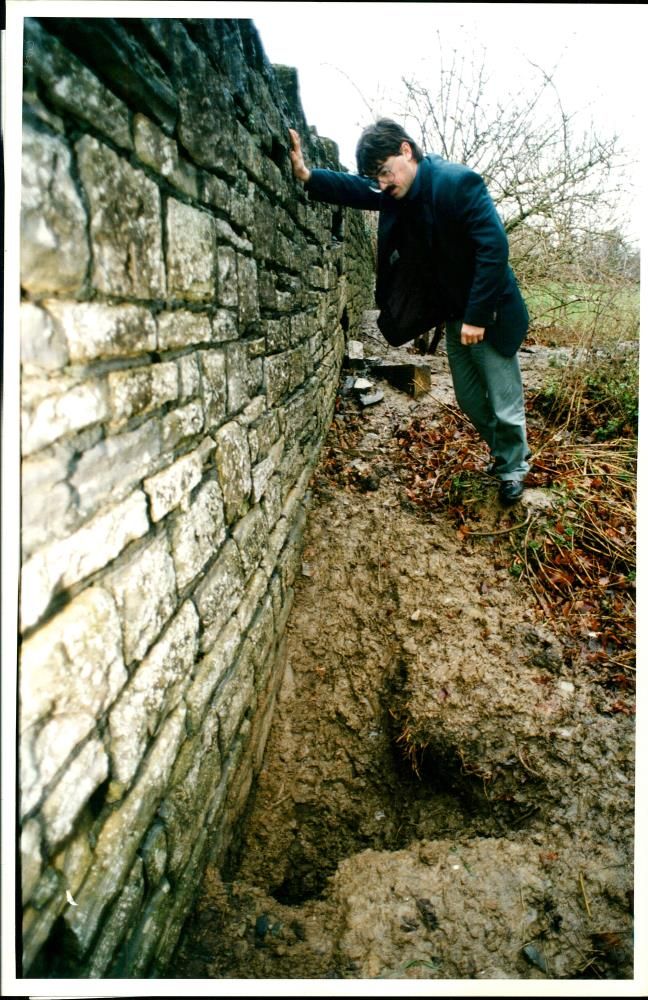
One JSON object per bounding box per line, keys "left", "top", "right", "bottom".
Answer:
{"left": 398, "top": 37, "right": 638, "bottom": 344}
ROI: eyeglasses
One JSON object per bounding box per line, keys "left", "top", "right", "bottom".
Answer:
{"left": 373, "top": 153, "right": 402, "bottom": 183}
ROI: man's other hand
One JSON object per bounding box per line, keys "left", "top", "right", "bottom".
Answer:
{"left": 461, "top": 323, "right": 486, "bottom": 345}
{"left": 289, "top": 129, "right": 311, "bottom": 183}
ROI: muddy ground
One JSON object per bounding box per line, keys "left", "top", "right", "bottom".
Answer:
{"left": 172, "top": 314, "right": 636, "bottom": 985}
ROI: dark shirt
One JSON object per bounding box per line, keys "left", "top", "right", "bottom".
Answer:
{"left": 394, "top": 165, "right": 449, "bottom": 317}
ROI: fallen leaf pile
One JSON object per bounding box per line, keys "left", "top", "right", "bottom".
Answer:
{"left": 395, "top": 405, "right": 636, "bottom": 690}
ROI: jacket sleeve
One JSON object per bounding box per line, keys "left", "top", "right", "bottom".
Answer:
{"left": 305, "top": 169, "right": 382, "bottom": 211}
{"left": 454, "top": 170, "right": 510, "bottom": 328}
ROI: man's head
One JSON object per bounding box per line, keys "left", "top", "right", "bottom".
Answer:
{"left": 356, "top": 119, "right": 423, "bottom": 199}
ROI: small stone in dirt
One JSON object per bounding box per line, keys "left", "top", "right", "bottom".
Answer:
{"left": 359, "top": 390, "right": 384, "bottom": 407}
{"left": 415, "top": 897, "right": 439, "bottom": 931}
{"left": 522, "top": 488, "right": 556, "bottom": 511}
{"left": 521, "top": 943, "right": 549, "bottom": 973}
{"left": 255, "top": 914, "right": 270, "bottom": 940}
{"left": 353, "top": 377, "right": 374, "bottom": 391}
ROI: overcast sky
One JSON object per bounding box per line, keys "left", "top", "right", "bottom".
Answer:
{"left": 5, "top": 2, "right": 644, "bottom": 239}
{"left": 243, "top": 2, "right": 643, "bottom": 241}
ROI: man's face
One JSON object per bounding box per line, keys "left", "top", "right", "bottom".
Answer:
{"left": 374, "top": 141, "right": 418, "bottom": 199}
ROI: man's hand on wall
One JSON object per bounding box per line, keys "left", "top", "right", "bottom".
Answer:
{"left": 461, "top": 323, "right": 486, "bottom": 345}
{"left": 289, "top": 129, "right": 311, "bottom": 184}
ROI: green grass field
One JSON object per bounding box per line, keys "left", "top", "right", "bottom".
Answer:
{"left": 522, "top": 281, "right": 640, "bottom": 347}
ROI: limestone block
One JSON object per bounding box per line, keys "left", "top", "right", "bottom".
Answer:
{"left": 21, "top": 377, "right": 109, "bottom": 456}
{"left": 252, "top": 411, "right": 282, "bottom": 460}
{"left": 195, "top": 539, "right": 245, "bottom": 649}
{"left": 149, "top": 828, "right": 208, "bottom": 975}
{"left": 235, "top": 121, "right": 264, "bottom": 183}
{"left": 23, "top": 834, "right": 92, "bottom": 969}
{"left": 217, "top": 246, "right": 238, "bottom": 308}
{"left": 175, "top": 38, "right": 237, "bottom": 175}
{"left": 283, "top": 390, "right": 315, "bottom": 448}
{"left": 134, "top": 113, "right": 198, "bottom": 197}
{"left": 105, "top": 533, "right": 177, "bottom": 665}
{"left": 76, "top": 135, "right": 166, "bottom": 298}
{"left": 21, "top": 450, "right": 75, "bottom": 556}
{"left": 85, "top": 858, "right": 145, "bottom": 978}
{"left": 264, "top": 350, "right": 305, "bottom": 406}
{"left": 141, "top": 823, "right": 168, "bottom": 889}
{"left": 162, "top": 402, "right": 204, "bottom": 451}
{"left": 215, "top": 217, "right": 253, "bottom": 254}
{"left": 166, "top": 198, "right": 217, "bottom": 302}
{"left": 239, "top": 396, "right": 266, "bottom": 428}
{"left": 216, "top": 652, "right": 255, "bottom": 751}
{"left": 229, "top": 189, "right": 255, "bottom": 232}
{"left": 232, "top": 505, "right": 269, "bottom": 581}
{"left": 20, "top": 586, "right": 127, "bottom": 814}
{"left": 22, "top": 872, "right": 64, "bottom": 973}
{"left": 21, "top": 819, "right": 43, "bottom": 906}
{"left": 261, "top": 155, "right": 284, "bottom": 198}
{"left": 160, "top": 703, "right": 222, "bottom": 877}
{"left": 214, "top": 420, "right": 252, "bottom": 523}
{"left": 246, "top": 596, "right": 276, "bottom": 684}
{"left": 226, "top": 341, "right": 251, "bottom": 414}
{"left": 290, "top": 311, "right": 314, "bottom": 346}
{"left": 237, "top": 254, "right": 260, "bottom": 329}
{"left": 157, "top": 309, "right": 211, "bottom": 352}
{"left": 24, "top": 20, "right": 132, "bottom": 151}
{"left": 266, "top": 318, "right": 291, "bottom": 353}
{"left": 186, "top": 616, "right": 241, "bottom": 725}
{"left": 63, "top": 706, "right": 186, "bottom": 957}
{"left": 44, "top": 301, "right": 157, "bottom": 364}
{"left": 52, "top": 822, "right": 94, "bottom": 901}
{"left": 70, "top": 420, "right": 163, "bottom": 520}
{"left": 108, "top": 362, "right": 178, "bottom": 429}
{"left": 258, "top": 270, "right": 277, "bottom": 311}
{"left": 236, "top": 569, "right": 271, "bottom": 636}
{"left": 211, "top": 309, "right": 239, "bottom": 344}
{"left": 143, "top": 449, "right": 203, "bottom": 523}
{"left": 177, "top": 356, "right": 202, "bottom": 401}
{"left": 108, "top": 602, "right": 199, "bottom": 786}
{"left": 121, "top": 878, "right": 173, "bottom": 976}
{"left": 250, "top": 194, "right": 276, "bottom": 259}
{"left": 201, "top": 173, "right": 230, "bottom": 211}
{"left": 20, "top": 490, "right": 150, "bottom": 632}
{"left": 170, "top": 479, "right": 226, "bottom": 591}
{"left": 40, "top": 737, "right": 109, "bottom": 849}
{"left": 248, "top": 338, "right": 266, "bottom": 360}
{"left": 261, "top": 474, "right": 283, "bottom": 532}
{"left": 20, "top": 124, "right": 89, "bottom": 296}
{"left": 252, "top": 439, "right": 284, "bottom": 502}
{"left": 20, "top": 302, "right": 69, "bottom": 373}
{"left": 198, "top": 349, "right": 227, "bottom": 432}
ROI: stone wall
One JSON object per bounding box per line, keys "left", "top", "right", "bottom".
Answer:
{"left": 18, "top": 16, "right": 374, "bottom": 977}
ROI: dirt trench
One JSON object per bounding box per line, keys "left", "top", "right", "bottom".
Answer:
{"left": 172, "top": 315, "right": 635, "bottom": 983}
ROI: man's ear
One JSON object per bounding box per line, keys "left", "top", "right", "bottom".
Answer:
{"left": 400, "top": 141, "right": 413, "bottom": 161}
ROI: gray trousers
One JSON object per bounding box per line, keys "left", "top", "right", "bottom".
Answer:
{"left": 445, "top": 321, "right": 530, "bottom": 481}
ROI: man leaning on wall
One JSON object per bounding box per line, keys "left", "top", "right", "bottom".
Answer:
{"left": 289, "top": 119, "right": 531, "bottom": 505}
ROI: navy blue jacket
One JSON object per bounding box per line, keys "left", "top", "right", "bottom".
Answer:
{"left": 305, "top": 154, "right": 528, "bottom": 356}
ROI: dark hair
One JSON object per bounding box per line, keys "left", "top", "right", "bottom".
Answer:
{"left": 355, "top": 118, "right": 424, "bottom": 177}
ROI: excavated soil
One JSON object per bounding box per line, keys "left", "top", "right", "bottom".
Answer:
{"left": 172, "top": 314, "right": 635, "bottom": 985}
